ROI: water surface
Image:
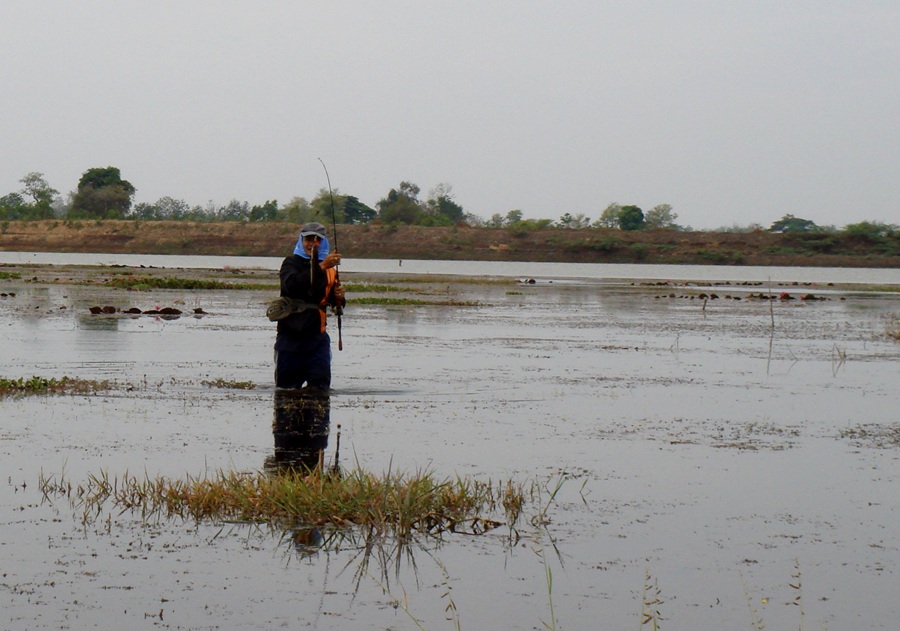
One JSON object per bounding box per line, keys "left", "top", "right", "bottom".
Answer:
{"left": 1, "top": 261, "right": 898, "bottom": 629}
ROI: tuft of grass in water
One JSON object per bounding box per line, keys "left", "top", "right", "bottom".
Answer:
{"left": 39, "top": 467, "right": 527, "bottom": 542}
{"left": 0, "top": 271, "right": 22, "bottom": 280}
{"left": 342, "top": 282, "right": 403, "bottom": 292}
{"left": 104, "top": 276, "right": 256, "bottom": 290}
{"left": 201, "top": 378, "right": 256, "bottom": 390}
{"left": 352, "top": 297, "right": 480, "bottom": 306}
{"left": 0, "top": 375, "right": 112, "bottom": 398}
{"left": 885, "top": 314, "right": 900, "bottom": 340}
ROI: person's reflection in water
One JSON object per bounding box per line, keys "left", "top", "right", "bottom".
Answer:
{"left": 265, "top": 387, "right": 334, "bottom": 556}
{"left": 265, "top": 388, "right": 331, "bottom": 475}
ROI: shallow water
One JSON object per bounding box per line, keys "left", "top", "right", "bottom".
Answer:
{"left": 1, "top": 263, "right": 899, "bottom": 630}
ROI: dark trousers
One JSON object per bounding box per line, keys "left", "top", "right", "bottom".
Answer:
{"left": 274, "top": 333, "right": 332, "bottom": 390}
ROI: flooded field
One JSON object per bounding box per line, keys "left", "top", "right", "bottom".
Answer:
{"left": 1, "top": 262, "right": 898, "bottom": 630}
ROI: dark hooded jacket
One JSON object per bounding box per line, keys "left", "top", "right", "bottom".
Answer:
{"left": 275, "top": 253, "right": 343, "bottom": 350}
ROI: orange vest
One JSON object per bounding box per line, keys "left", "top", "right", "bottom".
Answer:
{"left": 317, "top": 268, "right": 338, "bottom": 334}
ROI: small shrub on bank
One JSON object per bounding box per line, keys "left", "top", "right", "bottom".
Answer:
{"left": 586, "top": 237, "right": 622, "bottom": 253}
{"left": 629, "top": 243, "right": 649, "bottom": 260}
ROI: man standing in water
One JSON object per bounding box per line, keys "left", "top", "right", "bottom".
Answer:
{"left": 274, "top": 222, "right": 345, "bottom": 391}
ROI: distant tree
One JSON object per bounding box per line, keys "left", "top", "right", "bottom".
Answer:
{"left": 377, "top": 182, "right": 425, "bottom": 225}
{"left": 486, "top": 213, "right": 505, "bottom": 228}
{"left": 130, "top": 202, "right": 157, "bottom": 220}
{"left": 618, "top": 205, "right": 645, "bottom": 231}
{"left": 129, "top": 196, "right": 193, "bottom": 220}
{"left": 769, "top": 214, "right": 819, "bottom": 233}
{"left": 592, "top": 203, "right": 621, "bottom": 228}
{"left": 0, "top": 192, "right": 28, "bottom": 219}
{"left": 278, "top": 197, "right": 315, "bottom": 223}
{"left": 557, "top": 212, "right": 591, "bottom": 229}
{"left": 841, "top": 220, "right": 898, "bottom": 240}
{"left": 19, "top": 172, "right": 58, "bottom": 218}
{"left": 342, "top": 196, "right": 376, "bottom": 224}
{"left": 70, "top": 166, "right": 135, "bottom": 218}
{"left": 310, "top": 188, "right": 346, "bottom": 224}
{"left": 644, "top": 204, "right": 679, "bottom": 230}
{"left": 216, "top": 199, "right": 251, "bottom": 222}
{"left": 505, "top": 209, "right": 524, "bottom": 224}
{"left": 463, "top": 212, "right": 484, "bottom": 227}
{"left": 0, "top": 173, "right": 60, "bottom": 219}
{"left": 714, "top": 223, "right": 765, "bottom": 233}
{"left": 249, "top": 200, "right": 278, "bottom": 222}
{"left": 398, "top": 181, "right": 420, "bottom": 201}
{"left": 424, "top": 184, "right": 466, "bottom": 226}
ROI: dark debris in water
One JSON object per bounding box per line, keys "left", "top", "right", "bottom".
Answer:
{"left": 87, "top": 306, "right": 207, "bottom": 317}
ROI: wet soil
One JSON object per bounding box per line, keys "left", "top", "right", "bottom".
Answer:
{"left": 1, "top": 263, "right": 898, "bottom": 630}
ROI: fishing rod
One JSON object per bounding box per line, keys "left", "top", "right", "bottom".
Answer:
{"left": 317, "top": 158, "right": 343, "bottom": 351}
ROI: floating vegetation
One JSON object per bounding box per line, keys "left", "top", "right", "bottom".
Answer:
{"left": 40, "top": 468, "right": 527, "bottom": 543}
{"left": 0, "top": 375, "right": 113, "bottom": 398}
{"left": 342, "top": 282, "right": 403, "bottom": 292}
{"left": 839, "top": 423, "right": 900, "bottom": 448}
{"left": 201, "top": 378, "right": 256, "bottom": 390}
{"left": 104, "top": 276, "right": 256, "bottom": 290}
{"left": 352, "top": 297, "right": 480, "bottom": 306}
{"left": 0, "top": 271, "right": 22, "bottom": 280}
{"left": 885, "top": 314, "right": 900, "bottom": 340}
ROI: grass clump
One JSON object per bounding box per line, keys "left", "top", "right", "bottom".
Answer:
{"left": 0, "top": 271, "right": 22, "bottom": 280}
{"left": 105, "top": 276, "right": 255, "bottom": 290}
{"left": 342, "top": 282, "right": 403, "bottom": 292}
{"left": 40, "top": 467, "right": 527, "bottom": 541}
{"left": 351, "top": 297, "right": 431, "bottom": 306}
{"left": 201, "top": 378, "right": 256, "bottom": 390}
{"left": 886, "top": 314, "right": 900, "bottom": 340}
{"left": 0, "top": 375, "right": 113, "bottom": 398}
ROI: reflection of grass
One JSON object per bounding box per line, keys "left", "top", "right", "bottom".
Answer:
{"left": 105, "top": 276, "right": 255, "bottom": 290}
{"left": 40, "top": 467, "right": 526, "bottom": 542}
{"left": 0, "top": 375, "right": 112, "bottom": 398}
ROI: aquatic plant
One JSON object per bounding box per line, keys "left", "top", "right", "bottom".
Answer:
{"left": 342, "top": 282, "right": 403, "bottom": 292}
{"left": 0, "top": 270, "right": 22, "bottom": 280}
{"left": 0, "top": 375, "right": 112, "bottom": 398}
{"left": 201, "top": 378, "right": 256, "bottom": 390}
{"left": 104, "top": 276, "right": 256, "bottom": 290}
{"left": 351, "top": 297, "right": 479, "bottom": 306}
{"left": 39, "top": 467, "right": 527, "bottom": 543}
{"left": 885, "top": 314, "right": 900, "bottom": 340}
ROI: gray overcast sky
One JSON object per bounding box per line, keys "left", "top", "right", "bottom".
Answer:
{"left": 2, "top": 1, "right": 898, "bottom": 229}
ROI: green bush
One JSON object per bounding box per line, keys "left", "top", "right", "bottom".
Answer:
{"left": 587, "top": 237, "right": 621, "bottom": 253}
{"left": 629, "top": 243, "right": 648, "bottom": 260}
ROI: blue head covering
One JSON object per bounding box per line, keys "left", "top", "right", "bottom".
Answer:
{"left": 293, "top": 222, "right": 331, "bottom": 260}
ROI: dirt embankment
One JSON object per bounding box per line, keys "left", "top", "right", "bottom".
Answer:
{"left": 1, "top": 220, "right": 898, "bottom": 267}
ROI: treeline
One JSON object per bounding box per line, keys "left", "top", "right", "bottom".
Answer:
{"left": 2, "top": 168, "right": 898, "bottom": 241}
